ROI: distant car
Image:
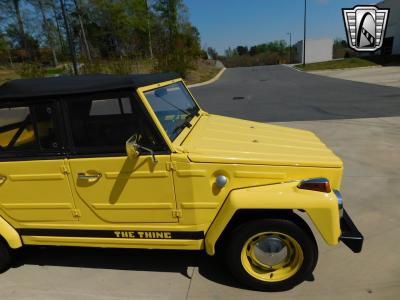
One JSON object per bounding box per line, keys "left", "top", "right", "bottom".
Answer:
{"left": 0, "top": 73, "right": 363, "bottom": 291}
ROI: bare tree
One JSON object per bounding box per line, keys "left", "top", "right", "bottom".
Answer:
{"left": 50, "top": 0, "right": 66, "bottom": 53}
{"left": 145, "top": 0, "right": 153, "bottom": 59}
{"left": 73, "top": 0, "right": 91, "bottom": 62}
{"left": 35, "top": 0, "right": 58, "bottom": 66}
{"left": 59, "top": 0, "right": 78, "bottom": 74}
{"left": 12, "top": 0, "right": 27, "bottom": 49}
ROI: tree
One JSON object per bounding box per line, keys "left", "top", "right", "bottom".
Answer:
{"left": 0, "top": 34, "right": 13, "bottom": 65}
{"left": 32, "top": 0, "right": 59, "bottom": 65}
{"left": 0, "top": 0, "right": 203, "bottom": 75}
{"left": 6, "top": 24, "right": 40, "bottom": 60}
{"left": 50, "top": 0, "right": 66, "bottom": 55}
{"left": 153, "top": 0, "right": 201, "bottom": 75}
{"left": 333, "top": 38, "right": 350, "bottom": 59}
{"left": 144, "top": 0, "right": 153, "bottom": 59}
{"left": 249, "top": 45, "right": 257, "bottom": 56}
{"left": 224, "top": 47, "right": 237, "bottom": 57}
{"left": 236, "top": 45, "right": 248, "bottom": 56}
{"left": 222, "top": 40, "right": 293, "bottom": 67}
{"left": 0, "top": 0, "right": 30, "bottom": 57}
{"left": 72, "top": 0, "right": 91, "bottom": 61}
{"left": 207, "top": 47, "right": 218, "bottom": 60}
{"left": 59, "top": 0, "right": 78, "bottom": 74}
{"left": 12, "top": 0, "right": 27, "bottom": 51}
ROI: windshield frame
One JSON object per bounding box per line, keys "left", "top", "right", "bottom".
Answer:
{"left": 137, "top": 79, "right": 202, "bottom": 150}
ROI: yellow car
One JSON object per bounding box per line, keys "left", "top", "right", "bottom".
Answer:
{"left": 0, "top": 73, "right": 363, "bottom": 291}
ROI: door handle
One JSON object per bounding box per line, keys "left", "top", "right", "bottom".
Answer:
{"left": 0, "top": 176, "right": 7, "bottom": 184}
{"left": 78, "top": 173, "right": 102, "bottom": 181}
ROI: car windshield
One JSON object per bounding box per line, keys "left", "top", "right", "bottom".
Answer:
{"left": 144, "top": 82, "right": 199, "bottom": 141}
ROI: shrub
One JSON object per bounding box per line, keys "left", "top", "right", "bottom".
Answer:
{"left": 17, "top": 63, "right": 46, "bottom": 78}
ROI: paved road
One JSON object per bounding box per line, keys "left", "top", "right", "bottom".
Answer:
{"left": 1, "top": 66, "right": 399, "bottom": 299}
{"left": 191, "top": 65, "right": 400, "bottom": 122}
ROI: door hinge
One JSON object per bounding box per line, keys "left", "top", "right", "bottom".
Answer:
{"left": 71, "top": 209, "right": 81, "bottom": 218}
{"left": 172, "top": 209, "right": 182, "bottom": 218}
{"left": 166, "top": 162, "right": 177, "bottom": 171}
{"left": 61, "top": 165, "right": 71, "bottom": 175}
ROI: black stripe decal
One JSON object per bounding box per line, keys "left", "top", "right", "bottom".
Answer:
{"left": 17, "top": 229, "right": 204, "bottom": 240}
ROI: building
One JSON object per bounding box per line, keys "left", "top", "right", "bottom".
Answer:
{"left": 378, "top": 0, "right": 400, "bottom": 55}
{"left": 295, "top": 38, "right": 333, "bottom": 64}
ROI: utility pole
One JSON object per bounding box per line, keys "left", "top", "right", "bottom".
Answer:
{"left": 59, "top": 0, "right": 78, "bottom": 75}
{"left": 303, "top": 0, "right": 307, "bottom": 67}
{"left": 287, "top": 32, "right": 292, "bottom": 64}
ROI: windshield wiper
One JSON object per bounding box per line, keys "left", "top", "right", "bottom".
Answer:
{"left": 173, "top": 114, "right": 194, "bottom": 134}
{"left": 158, "top": 95, "right": 192, "bottom": 116}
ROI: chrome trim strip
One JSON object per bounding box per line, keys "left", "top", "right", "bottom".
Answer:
{"left": 334, "top": 189, "right": 344, "bottom": 218}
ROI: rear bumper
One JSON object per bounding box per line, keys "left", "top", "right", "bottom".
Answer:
{"left": 339, "top": 209, "right": 364, "bottom": 253}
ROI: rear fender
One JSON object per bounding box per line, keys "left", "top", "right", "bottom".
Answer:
{"left": 205, "top": 181, "right": 341, "bottom": 255}
{"left": 0, "top": 216, "right": 22, "bottom": 249}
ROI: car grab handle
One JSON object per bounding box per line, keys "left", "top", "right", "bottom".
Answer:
{"left": 0, "top": 176, "right": 6, "bottom": 183}
{"left": 78, "top": 173, "right": 102, "bottom": 180}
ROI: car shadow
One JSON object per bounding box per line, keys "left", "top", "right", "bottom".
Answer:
{"left": 11, "top": 246, "right": 245, "bottom": 289}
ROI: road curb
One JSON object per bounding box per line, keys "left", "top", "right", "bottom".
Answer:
{"left": 188, "top": 67, "right": 226, "bottom": 88}
{"left": 308, "top": 65, "right": 383, "bottom": 73}
{"left": 284, "top": 63, "right": 385, "bottom": 73}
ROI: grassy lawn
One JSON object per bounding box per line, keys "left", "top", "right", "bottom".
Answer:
{"left": 295, "top": 58, "right": 379, "bottom": 71}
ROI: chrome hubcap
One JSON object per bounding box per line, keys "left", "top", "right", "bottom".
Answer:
{"left": 252, "top": 237, "right": 288, "bottom": 267}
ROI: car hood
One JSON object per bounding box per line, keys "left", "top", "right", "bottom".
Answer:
{"left": 181, "top": 114, "right": 343, "bottom": 168}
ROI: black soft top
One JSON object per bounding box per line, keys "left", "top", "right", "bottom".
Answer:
{"left": 0, "top": 73, "right": 180, "bottom": 101}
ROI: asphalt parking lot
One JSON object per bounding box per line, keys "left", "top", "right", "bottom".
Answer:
{"left": 1, "top": 66, "right": 399, "bottom": 299}
{"left": 192, "top": 65, "right": 400, "bottom": 122}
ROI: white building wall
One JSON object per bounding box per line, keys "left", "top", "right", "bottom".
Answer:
{"left": 379, "top": 0, "right": 400, "bottom": 54}
{"left": 295, "top": 39, "right": 333, "bottom": 64}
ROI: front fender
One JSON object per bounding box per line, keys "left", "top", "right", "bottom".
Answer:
{"left": 205, "top": 182, "right": 341, "bottom": 255}
{"left": 0, "top": 216, "right": 23, "bottom": 249}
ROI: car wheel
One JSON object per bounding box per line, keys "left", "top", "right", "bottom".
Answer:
{"left": 0, "top": 240, "right": 11, "bottom": 273}
{"left": 225, "top": 218, "right": 318, "bottom": 291}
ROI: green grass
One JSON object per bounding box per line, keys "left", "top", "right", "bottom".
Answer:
{"left": 295, "top": 58, "right": 379, "bottom": 71}
{"left": 46, "top": 67, "right": 64, "bottom": 76}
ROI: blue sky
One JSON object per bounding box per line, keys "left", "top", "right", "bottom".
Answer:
{"left": 184, "top": 0, "right": 375, "bottom": 54}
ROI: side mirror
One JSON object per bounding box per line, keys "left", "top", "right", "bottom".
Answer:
{"left": 126, "top": 135, "right": 158, "bottom": 164}
{"left": 126, "top": 138, "right": 140, "bottom": 159}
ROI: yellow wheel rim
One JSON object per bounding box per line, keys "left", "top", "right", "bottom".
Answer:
{"left": 240, "top": 232, "right": 304, "bottom": 282}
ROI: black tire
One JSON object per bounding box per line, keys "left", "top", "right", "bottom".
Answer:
{"left": 225, "top": 218, "right": 318, "bottom": 291}
{"left": 0, "top": 240, "right": 12, "bottom": 273}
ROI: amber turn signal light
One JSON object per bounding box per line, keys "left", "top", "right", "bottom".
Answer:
{"left": 297, "top": 178, "right": 331, "bottom": 193}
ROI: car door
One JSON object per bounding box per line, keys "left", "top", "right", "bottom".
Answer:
{"left": 64, "top": 91, "right": 178, "bottom": 223}
{"left": 0, "top": 101, "right": 77, "bottom": 223}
